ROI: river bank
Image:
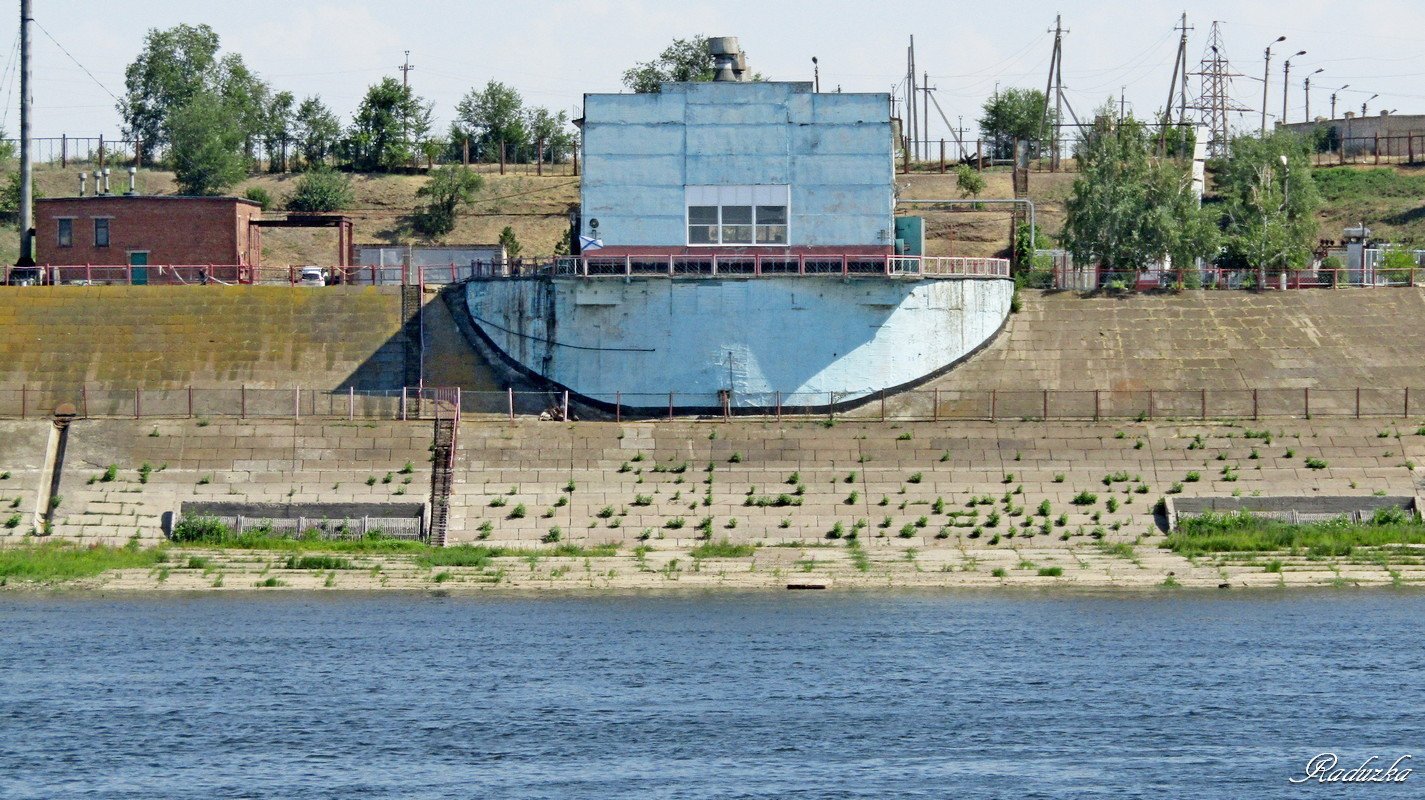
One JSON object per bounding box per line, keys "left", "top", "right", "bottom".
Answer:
{"left": 4, "top": 538, "right": 1424, "bottom": 592}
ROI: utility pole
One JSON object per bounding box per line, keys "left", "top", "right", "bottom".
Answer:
{"left": 1042, "top": 14, "right": 1067, "bottom": 171}
{"left": 812, "top": 56, "right": 820, "bottom": 93}
{"left": 1331, "top": 85, "right": 1348, "bottom": 120}
{"left": 1261, "top": 35, "right": 1285, "bottom": 135}
{"left": 1282, "top": 50, "right": 1305, "bottom": 130}
{"left": 16, "top": 0, "right": 32, "bottom": 266}
{"left": 1162, "top": 13, "right": 1193, "bottom": 128}
{"left": 400, "top": 50, "right": 414, "bottom": 88}
{"left": 907, "top": 37, "right": 918, "bottom": 162}
{"left": 921, "top": 71, "right": 934, "bottom": 159}
{"left": 1303, "top": 69, "right": 1323, "bottom": 122}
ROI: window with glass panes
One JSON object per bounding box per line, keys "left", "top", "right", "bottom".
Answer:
{"left": 686, "top": 186, "right": 789, "bottom": 246}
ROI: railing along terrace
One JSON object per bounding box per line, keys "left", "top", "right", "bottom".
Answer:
{"left": 2, "top": 385, "right": 1423, "bottom": 424}
{"left": 550, "top": 254, "right": 1012, "bottom": 279}
{"left": 1052, "top": 265, "right": 1425, "bottom": 292}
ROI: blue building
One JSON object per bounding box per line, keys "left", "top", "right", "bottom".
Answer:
{"left": 578, "top": 49, "right": 893, "bottom": 258}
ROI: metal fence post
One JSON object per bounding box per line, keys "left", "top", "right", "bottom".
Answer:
{"left": 615, "top": 391, "right": 621, "bottom": 423}
{"left": 1147, "top": 390, "right": 1154, "bottom": 420}
{"left": 507, "top": 388, "right": 514, "bottom": 422}
{"left": 1042, "top": 389, "right": 1049, "bottom": 421}
{"left": 295, "top": 388, "right": 301, "bottom": 420}
{"left": 776, "top": 391, "right": 782, "bottom": 422}
{"left": 1303, "top": 388, "right": 1310, "bottom": 418}
{"left": 349, "top": 386, "right": 355, "bottom": 421}
{"left": 668, "top": 392, "right": 674, "bottom": 422}
{"left": 187, "top": 386, "right": 193, "bottom": 419}
{"left": 20, "top": 385, "right": 25, "bottom": 419}
{"left": 1201, "top": 389, "right": 1207, "bottom": 420}
{"left": 1406, "top": 387, "right": 1411, "bottom": 418}
{"left": 880, "top": 392, "right": 886, "bottom": 422}
{"left": 1356, "top": 387, "right": 1361, "bottom": 419}
{"left": 81, "top": 385, "right": 87, "bottom": 418}
{"left": 135, "top": 388, "right": 141, "bottom": 420}
{"left": 241, "top": 385, "right": 246, "bottom": 419}
{"left": 933, "top": 388, "right": 940, "bottom": 422}
{"left": 401, "top": 386, "right": 407, "bottom": 421}
{"left": 563, "top": 391, "right": 569, "bottom": 422}
{"left": 990, "top": 390, "right": 997, "bottom": 422}
{"left": 1252, "top": 389, "right": 1258, "bottom": 420}
{"left": 1094, "top": 389, "right": 1100, "bottom": 421}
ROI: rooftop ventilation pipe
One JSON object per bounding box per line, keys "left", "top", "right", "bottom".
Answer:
{"left": 708, "top": 37, "right": 749, "bottom": 82}
{"left": 77, "top": 172, "right": 85, "bottom": 197}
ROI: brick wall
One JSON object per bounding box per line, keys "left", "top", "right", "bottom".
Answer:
{"left": 35, "top": 196, "right": 262, "bottom": 266}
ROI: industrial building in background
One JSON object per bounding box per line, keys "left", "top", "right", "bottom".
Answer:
{"left": 464, "top": 37, "right": 1012, "bottom": 412}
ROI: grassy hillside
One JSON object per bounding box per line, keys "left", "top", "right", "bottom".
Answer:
{"left": 0, "top": 160, "right": 1420, "bottom": 267}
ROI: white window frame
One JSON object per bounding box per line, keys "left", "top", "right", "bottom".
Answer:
{"left": 685, "top": 185, "right": 790, "bottom": 247}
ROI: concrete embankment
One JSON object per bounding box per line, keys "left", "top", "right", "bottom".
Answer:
{"left": 1, "top": 415, "right": 1423, "bottom": 590}
{"left": 931, "top": 288, "right": 1425, "bottom": 393}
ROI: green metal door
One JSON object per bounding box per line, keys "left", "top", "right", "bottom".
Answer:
{"left": 129, "top": 251, "right": 149, "bottom": 285}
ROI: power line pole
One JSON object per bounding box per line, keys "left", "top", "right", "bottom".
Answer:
{"left": 908, "top": 36, "right": 918, "bottom": 162}
{"left": 921, "top": 71, "right": 935, "bottom": 159}
{"left": 1041, "top": 14, "right": 1067, "bottom": 171}
{"left": 400, "top": 50, "right": 414, "bottom": 88}
{"left": 17, "top": 0, "right": 32, "bottom": 266}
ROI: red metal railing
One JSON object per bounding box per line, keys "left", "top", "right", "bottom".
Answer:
{"left": 550, "top": 254, "right": 1012, "bottom": 279}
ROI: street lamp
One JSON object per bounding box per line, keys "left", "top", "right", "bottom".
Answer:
{"left": 1331, "top": 85, "right": 1349, "bottom": 119}
{"left": 1363, "top": 93, "right": 1379, "bottom": 116}
{"left": 1282, "top": 51, "right": 1306, "bottom": 127}
{"left": 812, "top": 56, "right": 820, "bottom": 93}
{"left": 1303, "top": 69, "right": 1323, "bottom": 122}
{"left": 1262, "top": 35, "right": 1286, "bottom": 135}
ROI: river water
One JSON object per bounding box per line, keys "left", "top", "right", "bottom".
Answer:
{"left": 1, "top": 591, "right": 1421, "bottom": 798}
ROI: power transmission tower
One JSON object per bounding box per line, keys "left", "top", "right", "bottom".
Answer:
{"left": 1041, "top": 15, "right": 1068, "bottom": 171}
{"left": 1188, "top": 21, "right": 1249, "bottom": 158}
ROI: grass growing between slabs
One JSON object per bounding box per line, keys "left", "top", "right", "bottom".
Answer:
{"left": 0, "top": 540, "right": 167, "bottom": 583}
{"left": 1164, "top": 510, "right": 1425, "bottom": 557}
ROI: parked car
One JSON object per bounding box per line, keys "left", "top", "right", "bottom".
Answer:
{"left": 298, "top": 267, "right": 328, "bottom": 287}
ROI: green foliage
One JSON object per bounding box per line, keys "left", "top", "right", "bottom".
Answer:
{"left": 1063, "top": 109, "right": 1219, "bottom": 272}
{"left": 342, "top": 77, "right": 432, "bottom": 172}
{"left": 1214, "top": 131, "right": 1321, "bottom": 270}
{"left": 283, "top": 555, "right": 354, "bottom": 570}
{"left": 690, "top": 540, "right": 756, "bottom": 558}
{"left": 293, "top": 96, "right": 342, "bottom": 169}
{"left": 119, "top": 23, "right": 223, "bottom": 157}
{"left": 955, "top": 164, "right": 986, "bottom": 199}
{"left": 499, "top": 226, "right": 522, "bottom": 260}
{"left": 285, "top": 168, "right": 353, "bottom": 212}
{"left": 243, "top": 186, "right": 273, "bottom": 211}
{"left": 168, "top": 91, "right": 248, "bottom": 195}
{"left": 979, "top": 87, "right": 1053, "bottom": 160}
{"left": 622, "top": 36, "right": 717, "bottom": 93}
{"left": 1164, "top": 511, "right": 1425, "bottom": 556}
{"left": 0, "top": 541, "right": 167, "bottom": 582}
{"left": 412, "top": 166, "right": 484, "bottom": 238}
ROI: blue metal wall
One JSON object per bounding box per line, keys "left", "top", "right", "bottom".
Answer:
{"left": 581, "top": 82, "right": 893, "bottom": 249}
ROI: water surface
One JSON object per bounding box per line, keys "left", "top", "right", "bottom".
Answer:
{"left": 2, "top": 590, "right": 1421, "bottom": 798}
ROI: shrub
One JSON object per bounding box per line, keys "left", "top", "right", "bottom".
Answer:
{"left": 170, "top": 516, "right": 231, "bottom": 543}
{"left": 542, "top": 527, "right": 562, "bottom": 544}
{"left": 1037, "top": 566, "right": 1063, "bottom": 577}
{"left": 1071, "top": 491, "right": 1098, "bottom": 506}
{"left": 243, "top": 186, "right": 273, "bottom": 211}
{"left": 286, "top": 168, "right": 353, "bottom": 212}
{"left": 1305, "top": 457, "right": 1328, "bottom": 470}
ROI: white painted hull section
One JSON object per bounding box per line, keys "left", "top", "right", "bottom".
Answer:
{"left": 465, "top": 277, "right": 1012, "bottom": 408}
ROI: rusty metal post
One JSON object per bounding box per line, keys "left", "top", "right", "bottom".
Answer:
{"left": 1304, "top": 387, "right": 1310, "bottom": 417}
{"left": 828, "top": 392, "right": 835, "bottom": 422}
{"left": 1356, "top": 387, "right": 1361, "bottom": 419}
{"left": 20, "top": 385, "right": 25, "bottom": 419}
{"left": 135, "top": 388, "right": 140, "bottom": 419}
{"left": 990, "top": 390, "right": 997, "bottom": 422}
{"left": 615, "top": 391, "right": 621, "bottom": 423}
{"left": 880, "top": 392, "right": 886, "bottom": 422}
{"left": 499, "top": 139, "right": 506, "bottom": 175}
{"left": 1375, "top": 133, "right": 1380, "bottom": 165}
{"left": 1406, "top": 387, "right": 1412, "bottom": 418}
{"left": 1201, "top": 388, "right": 1207, "bottom": 420}
{"left": 1148, "top": 390, "right": 1154, "bottom": 420}
{"left": 241, "top": 385, "right": 246, "bottom": 419}
{"left": 1042, "top": 389, "right": 1049, "bottom": 421}
{"left": 536, "top": 136, "right": 544, "bottom": 176}
{"left": 933, "top": 388, "right": 940, "bottom": 422}
{"left": 939, "top": 139, "right": 945, "bottom": 173}
{"left": 81, "top": 385, "right": 87, "bottom": 418}
{"left": 572, "top": 146, "right": 578, "bottom": 176}
{"left": 188, "top": 386, "right": 193, "bottom": 419}
{"left": 98, "top": 133, "right": 104, "bottom": 170}
{"left": 60, "top": 134, "right": 65, "bottom": 168}
{"left": 1253, "top": 389, "right": 1259, "bottom": 420}
{"left": 776, "top": 391, "right": 782, "bottom": 422}
{"left": 668, "top": 392, "right": 674, "bottom": 422}
{"left": 1094, "top": 389, "right": 1100, "bottom": 421}
{"left": 902, "top": 137, "right": 910, "bottom": 174}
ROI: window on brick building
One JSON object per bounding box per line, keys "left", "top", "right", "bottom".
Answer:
{"left": 57, "top": 218, "right": 73, "bottom": 248}
{"left": 93, "top": 218, "right": 110, "bottom": 248}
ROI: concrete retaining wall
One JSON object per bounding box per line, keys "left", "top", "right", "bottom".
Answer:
{"left": 465, "top": 276, "right": 1013, "bottom": 407}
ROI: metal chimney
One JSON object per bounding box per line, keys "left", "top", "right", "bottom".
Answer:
{"left": 708, "top": 37, "right": 748, "bottom": 82}
{"left": 126, "top": 166, "right": 137, "bottom": 195}
{"left": 102, "top": 168, "right": 111, "bottom": 195}
{"left": 78, "top": 172, "right": 86, "bottom": 197}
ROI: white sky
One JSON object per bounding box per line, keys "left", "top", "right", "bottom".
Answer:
{"left": 2, "top": 0, "right": 1423, "bottom": 140}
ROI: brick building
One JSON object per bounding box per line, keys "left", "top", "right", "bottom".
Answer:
{"left": 35, "top": 195, "right": 263, "bottom": 268}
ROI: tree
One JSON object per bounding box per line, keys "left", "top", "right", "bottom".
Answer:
{"left": 412, "top": 166, "right": 484, "bottom": 238}
{"left": 214, "top": 53, "right": 270, "bottom": 162}
{"left": 293, "top": 96, "right": 341, "bottom": 170}
{"left": 1062, "top": 110, "right": 1218, "bottom": 274}
{"left": 499, "top": 226, "right": 522, "bottom": 260}
{"left": 955, "top": 164, "right": 985, "bottom": 201}
{"left": 1215, "top": 131, "right": 1320, "bottom": 270}
{"left": 452, "top": 81, "right": 528, "bottom": 163}
{"left": 262, "top": 91, "right": 295, "bottom": 172}
{"left": 525, "top": 107, "right": 576, "bottom": 163}
{"left": 119, "top": 24, "right": 222, "bottom": 160}
{"left": 979, "top": 88, "right": 1053, "bottom": 160}
{"left": 168, "top": 91, "right": 247, "bottom": 195}
{"left": 285, "top": 168, "right": 353, "bottom": 212}
{"left": 622, "top": 36, "right": 716, "bottom": 93}
{"left": 342, "top": 78, "right": 432, "bottom": 172}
